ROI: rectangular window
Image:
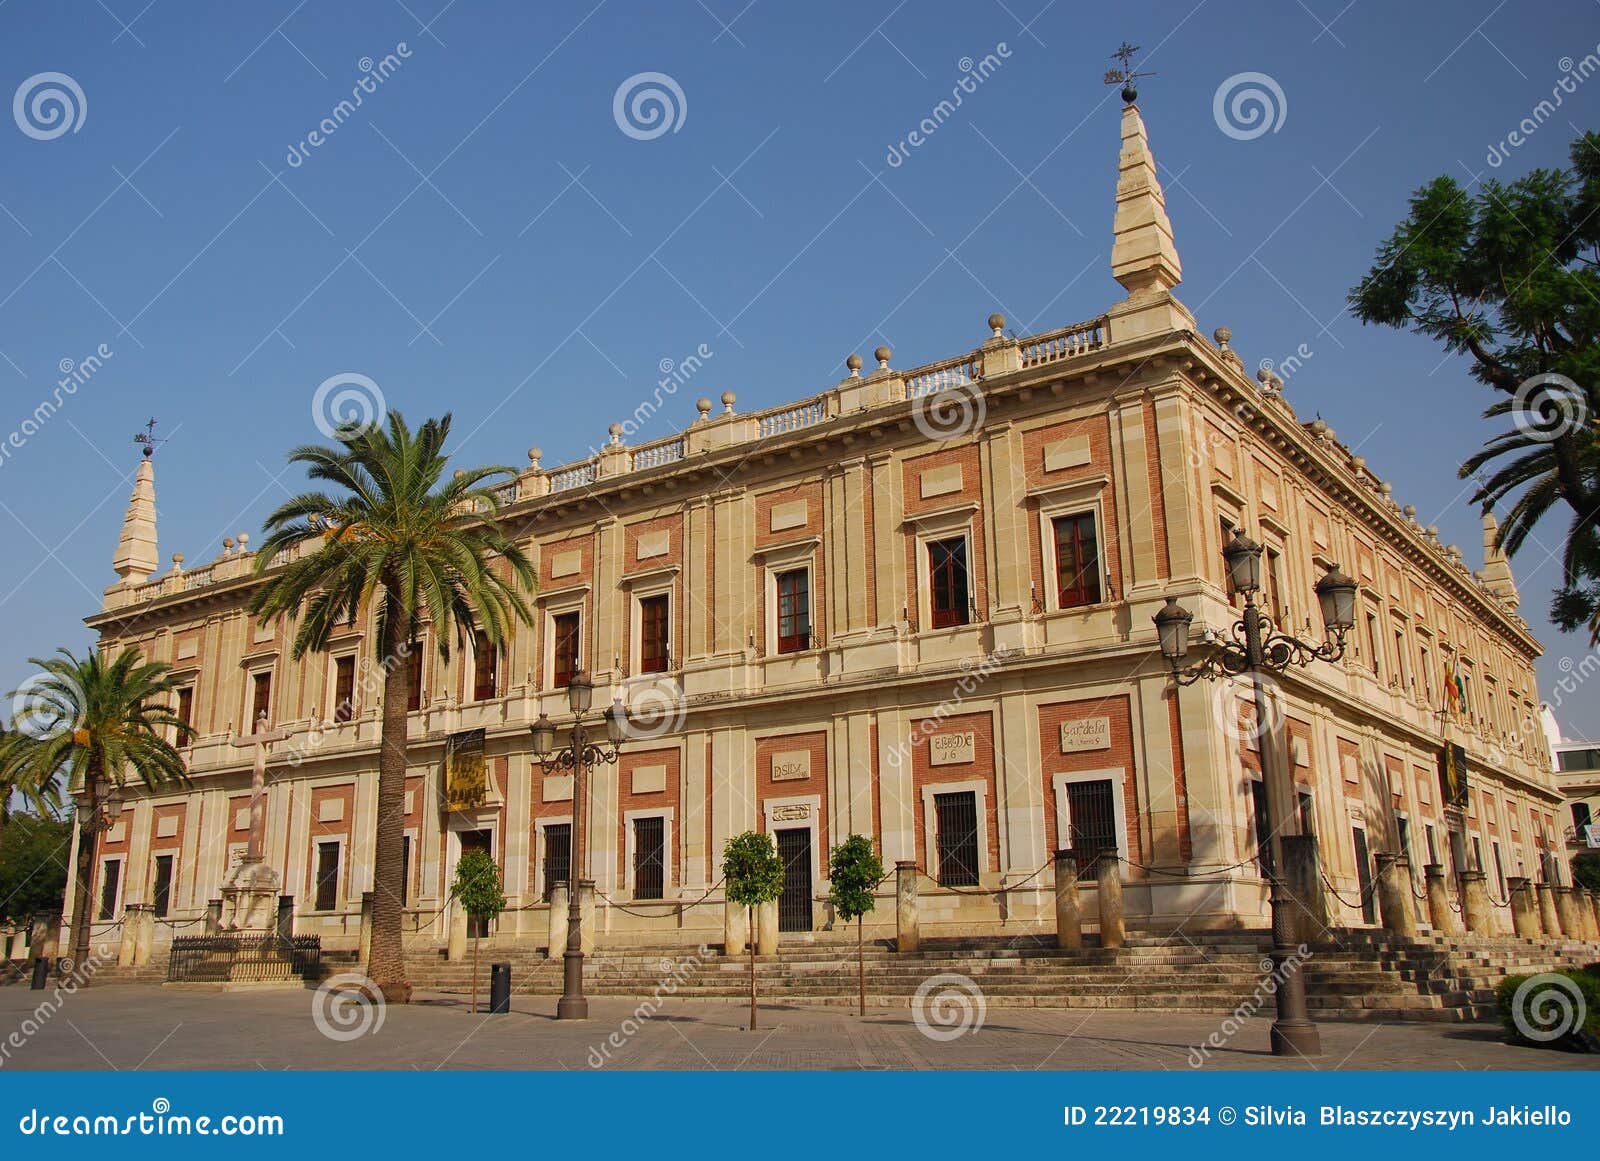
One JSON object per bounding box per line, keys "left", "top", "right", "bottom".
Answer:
{"left": 1065, "top": 779, "right": 1117, "bottom": 875}
{"left": 1397, "top": 816, "right": 1411, "bottom": 862}
{"left": 472, "top": 630, "right": 498, "bottom": 701}
{"left": 1471, "top": 835, "right": 1484, "bottom": 873}
{"left": 934, "top": 791, "right": 980, "bottom": 886}
{"left": 553, "top": 612, "right": 581, "bottom": 688}
{"left": 98, "top": 860, "right": 121, "bottom": 921}
{"left": 400, "top": 835, "right": 412, "bottom": 908}
{"left": 1264, "top": 547, "right": 1284, "bottom": 621}
{"left": 333, "top": 655, "right": 356, "bottom": 723}
{"left": 250, "top": 671, "right": 272, "bottom": 728}
{"left": 405, "top": 644, "right": 423, "bottom": 712}
{"left": 928, "top": 538, "right": 970, "bottom": 629}
{"left": 633, "top": 816, "right": 666, "bottom": 900}
{"left": 543, "top": 823, "right": 572, "bottom": 902}
{"left": 1353, "top": 826, "right": 1376, "bottom": 924}
{"left": 1419, "top": 643, "right": 1433, "bottom": 704}
{"left": 314, "top": 841, "right": 340, "bottom": 911}
{"left": 1297, "top": 791, "right": 1316, "bottom": 840}
{"left": 1491, "top": 841, "right": 1506, "bottom": 899}
{"left": 1251, "top": 780, "right": 1274, "bottom": 876}
{"left": 1365, "top": 612, "right": 1382, "bottom": 677}
{"left": 1574, "top": 802, "right": 1594, "bottom": 833}
{"left": 175, "top": 686, "right": 194, "bottom": 744}
{"left": 1052, "top": 512, "right": 1102, "bottom": 608}
{"left": 1425, "top": 824, "right": 1438, "bottom": 866}
{"left": 775, "top": 568, "right": 811, "bottom": 653}
{"left": 640, "top": 594, "right": 670, "bottom": 673}
{"left": 151, "top": 854, "right": 174, "bottom": 918}
{"left": 1394, "top": 628, "right": 1408, "bottom": 690}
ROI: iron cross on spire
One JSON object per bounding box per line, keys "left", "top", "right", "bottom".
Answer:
{"left": 133, "top": 417, "right": 166, "bottom": 459}
{"left": 1104, "top": 41, "right": 1156, "bottom": 104}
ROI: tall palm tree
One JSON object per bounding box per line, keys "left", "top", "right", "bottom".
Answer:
{"left": 249, "top": 412, "right": 535, "bottom": 1002}
{"left": 3, "top": 647, "right": 191, "bottom": 980}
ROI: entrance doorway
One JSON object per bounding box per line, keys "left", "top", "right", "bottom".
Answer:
{"left": 1351, "top": 826, "right": 1376, "bottom": 925}
{"left": 459, "top": 829, "right": 493, "bottom": 938}
{"left": 775, "top": 828, "right": 813, "bottom": 932}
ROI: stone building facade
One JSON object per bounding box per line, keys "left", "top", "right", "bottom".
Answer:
{"left": 69, "top": 102, "right": 1566, "bottom": 955}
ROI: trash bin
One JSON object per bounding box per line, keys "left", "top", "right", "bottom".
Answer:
{"left": 30, "top": 957, "right": 49, "bottom": 990}
{"left": 489, "top": 962, "right": 511, "bottom": 1014}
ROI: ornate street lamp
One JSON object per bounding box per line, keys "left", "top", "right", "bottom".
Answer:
{"left": 1153, "top": 531, "right": 1356, "bottom": 1058}
{"left": 529, "top": 670, "right": 626, "bottom": 1020}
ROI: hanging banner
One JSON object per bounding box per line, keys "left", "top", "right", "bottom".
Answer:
{"left": 445, "top": 728, "right": 488, "bottom": 811}
{"left": 1436, "top": 742, "right": 1468, "bottom": 811}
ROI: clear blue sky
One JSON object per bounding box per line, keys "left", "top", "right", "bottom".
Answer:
{"left": 3, "top": 0, "right": 1599, "bottom": 736}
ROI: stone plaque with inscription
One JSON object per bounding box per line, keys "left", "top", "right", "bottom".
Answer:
{"left": 929, "top": 731, "right": 976, "bottom": 766}
{"left": 771, "top": 803, "right": 810, "bottom": 822}
{"left": 1059, "top": 716, "right": 1111, "bottom": 754}
{"left": 771, "top": 750, "right": 811, "bottom": 781}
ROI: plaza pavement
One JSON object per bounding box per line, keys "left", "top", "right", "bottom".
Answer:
{"left": 1, "top": 985, "right": 1596, "bottom": 1071}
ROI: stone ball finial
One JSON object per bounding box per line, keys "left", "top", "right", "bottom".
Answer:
{"left": 695, "top": 397, "right": 712, "bottom": 418}
{"left": 223, "top": 536, "right": 235, "bottom": 552}
{"left": 528, "top": 447, "right": 542, "bottom": 465}
{"left": 1425, "top": 525, "right": 1439, "bottom": 540}
{"left": 988, "top": 313, "right": 1006, "bottom": 337}
{"left": 874, "top": 346, "right": 891, "bottom": 369}
{"left": 236, "top": 532, "right": 250, "bottom": 548}
{"left": 1447, "top": 544, "right": 1462, "bottom": 560}
{"left": 1403, "top": 504, "right": 1417, "bottom": 520}
{"left": 1213, "top": 326, "right": 1232, "bottom": 349}
{"left": 1350, "top": 455, "right": 1366, "bottom": 472}
{"left": 846, "top": 353, "right": 863, "bottom": 375}
{"left": 171, "top": 552, "right": 184, "bottom": 566}
{"left": 1308, "top": 418, "right": 1327, "bottom": 437}
{"left": 721, "top": 390, "right": 736, "bottom": 413}
{"left": 609, "top": 422, "right": 624, "bottom": 445}
{"left": 1378, "top": 481, "right": 1392, "bottom": 497}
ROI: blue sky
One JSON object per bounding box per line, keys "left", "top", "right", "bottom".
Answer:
{"left": 2, "top": 0, "right": 1600, "bottom": 736}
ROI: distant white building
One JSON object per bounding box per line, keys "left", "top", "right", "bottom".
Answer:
{"left": 1543, "top": 706, "right": 1600, "bottom": 861}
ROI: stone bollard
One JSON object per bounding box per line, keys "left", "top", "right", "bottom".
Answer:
{"left": 722, "top": 893, "right": 746, "bottom": 957}
{"left": 1555, "top": 886, "right": 1585, "bottom": 940}
{"left": 1535, "top": 882, "right": 1561, "bottom": 937}
{"left": 1423, "top": 864, "right": 1460, "bottom": 935}
{"left": 358, "top": 891, "right": 374, "bottom": 965}
{"left": 1461, "top": 869, "right": 1491, "bottom": 935}
{"left": 1095, "top": 848, "right": 1125, "bottom": 949}
{"left": 1053, "top": 850, "right": 1082, "bottom": 950}
{"left": 896, "top": 861, "right": 920, "bottom": 953}
{"left": 447, "top": 899, "right": 468, "bottom": 961}
{"left": 1279, "top": 835, "right": 1329, "bottom": 944}
{"left": 757, "top": 899, "right": 779, "bottom": 956}
{"left": 579, "top": 880, "right": 596, "bottom": 957}
{"left": 5, "top": 930, "right": 23, "bottom": 961}
{"left": 276, "top": 895, "right": 295, "bottom": 944}
{"left": 1507, "top": 877, "right": 1539, "bottom": 938}
{"left": 29, "top": 912, "right": 60, "bottom": 967}
{"left": 204, "top": 899, "right": 223, "bottom": 936}
{"left": 1375, "top": 854, "right": 1418, "bottom": 938}
{"left": 547, "top": 883, "right": 569, "bottom": 955}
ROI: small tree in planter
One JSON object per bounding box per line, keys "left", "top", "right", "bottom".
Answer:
{"left": 452, "top": 849, "right": 506, "bottom": 1014}
{"left": 722, "top": 831, "right": 784, "bottom": 1031}
{"left": 828, "top": 834, "right": 884, "bottom": 1017}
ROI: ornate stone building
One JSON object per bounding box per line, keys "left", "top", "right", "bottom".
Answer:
{"left": 70, "top": 101, "right": 1566, "bottom": 956}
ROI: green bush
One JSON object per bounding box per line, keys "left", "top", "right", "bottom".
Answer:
{"left": 1495, "top": 969, "right": 1600, "bottom": 1052}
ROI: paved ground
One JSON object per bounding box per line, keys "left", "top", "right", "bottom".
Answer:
{"left": 1, "top": 985, "right": 1595, "bottom": 1071}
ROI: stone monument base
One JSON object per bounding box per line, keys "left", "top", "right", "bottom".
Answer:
{"left": 220, "top": 857, "right": 281, "bottom": 933}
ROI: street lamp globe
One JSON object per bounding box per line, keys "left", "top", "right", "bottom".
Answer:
{"left": 104, "top": 780, "right": 124, "bottom": 819}
{"left": 530, "top": 713, "right": 555, "bottom": 758}
{"left": 603, "top": 698, "right": 627, "bottom": 746}
{"left": 1152, "top": 597, "right": 1194, "bottom": 666}
{"left": 567, "top": 670, "right": 594, "bottom": 716}
{"left": 1314, "top": 562, "right": 1358, "bottom": 637}
{"left": 1221, "top": 528, "right": 1263, "bottom": 595}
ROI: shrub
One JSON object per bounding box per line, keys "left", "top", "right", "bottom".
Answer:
{"left": 1495, "top": 969, "right": 1600, "bottom": 1052}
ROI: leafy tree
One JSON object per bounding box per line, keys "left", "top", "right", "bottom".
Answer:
{"left": 249, "top": 412, "right": 535, "bottom": 1002}
{"left": 1348, "top": 133, "right": 1600, "bottom": 629}
{"left": 2, "top": 647, "right": 190, "bottom": 979}
{"left": 1573, "top": 852, "right": 1600, "bottom": 892}
{"left": 828, "top": 834, "right": 884, "bottom": 1017}
{"left": 451, "top": 848, "right": 506, "bottom": 1013}
{"left": 722, "top": 831, "right": 784, "bottom": 1030}
{"left": 0, "top": 812, "right": 72, "bottom": 927}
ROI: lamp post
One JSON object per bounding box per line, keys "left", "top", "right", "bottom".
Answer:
{"left": 1153, "top": 529, "right": 1356, "bottom": 1058}
{"left": 529, "top": 671, "right": 626, "bottom": 1021}
{"left": 69, "top": 765, "right": 124, "bottom": 981}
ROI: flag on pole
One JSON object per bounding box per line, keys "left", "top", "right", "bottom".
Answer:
{"left": 1444, "top": 651, "right": 1465, "bottom": 717}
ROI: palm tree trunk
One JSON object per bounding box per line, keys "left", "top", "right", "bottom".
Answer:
{"left": 69, "top": 764, "right": 98, "bottom": 985}
{"left": 367, "top": 590, "right": 413, "bottom": 1003}
{"left": 747, "top": 904, "right": 756, "bottom": 1031}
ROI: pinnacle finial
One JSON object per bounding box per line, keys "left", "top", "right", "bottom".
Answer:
{"left": 1104, "top": 41, "right": 1155, "bottom": 104}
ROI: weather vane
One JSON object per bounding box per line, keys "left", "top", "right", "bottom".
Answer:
{"left": 133, "top": 417, "right": 166, "bottom": 458}
{"left": 1104, "top": 41, "right": 1155, "bottom": 104}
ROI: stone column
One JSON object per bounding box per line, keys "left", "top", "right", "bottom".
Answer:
{"left": 358, "top": 891, "right": 374, "bottom": 965}
{"left": 1535, "top": 882, "right": 1561, "bottom": 937}
{"left": 1424, "top": 865, "right": 1460, "bottom": 936}
{"left": 447, "top": 899, "right": 468, "bottom": 962}
{"left": 756, "top": 899, "right": 779, "bottom": 956}
{"left": 579, "top": 880, "right": 596, "bottom": 957}
{"left": 1053, "top": 851, "right": 1082, "bottom": 950}
{"left": 721, "top": 895, "right": 746, "bottom": 957}
{"left": 1555, "top": 886, "right": 1584, "bottom": 940}
{"left": 1461, "top": 869, "right": 1491, "bottom": 935}
{"left": 29, "top": 911, "right": 60, "bottom": 966}
{"left": 1280, "top": 835, "right": 1328, "bottom": 943}
{"left": 1376, "top": 854, "right": 1418, "bottom": 938}
{"left": 1507, "top": 877, "right": 1539, "bottom": 938}
{"left": 204, "top": 899, "right": 222, "bottom": 936}
{"left": 895, "top": 861, "right": 919, "bottom": 953}
{"left": 1096, "top": 848, "right": 1125, "bottom": 949}
{"left": 548, "top": 884, "right": 569, "bottom": 956}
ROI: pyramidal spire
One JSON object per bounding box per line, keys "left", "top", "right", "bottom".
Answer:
{"left": 1479, "top": 511, "right": 1521, "bottom": 609}
{"left": 1107, "top": 96, "right": 1195, "bottom": 341}
{"left": 112, "top": 451, "right": 158, "bottom": 585}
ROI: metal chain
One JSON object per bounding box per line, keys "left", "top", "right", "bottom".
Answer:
{"left": 594, "top": 877, "right": 727, "bottom": 918}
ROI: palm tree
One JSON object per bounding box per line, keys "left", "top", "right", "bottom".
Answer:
{"left": 3, "top": 647, "right": 191, "bottom": 981}
{"left": 248, "top": 412, "right": 535, "bottom": 1003}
